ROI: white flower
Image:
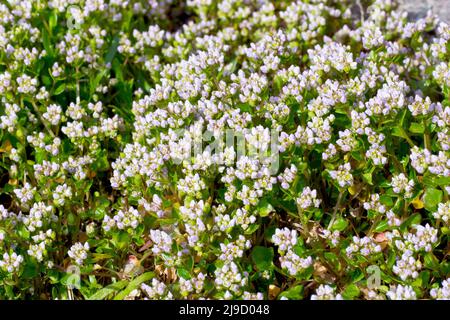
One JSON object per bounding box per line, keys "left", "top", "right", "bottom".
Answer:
{"left": 16, "top": 74, "right": 37, "bottom": 94}
{"left": 393, "top": 251, "right": 422, "bottom": 281}
{"left": 311, "top": 285, "right": 343, "bottom": 300}
{"left": 391, "top": 173, "right": 415, "bottom": 198}
{"left": 386, "top": 285, "right": 416, "bottom": 300}
{"left": 410, "top": 146, "right": 431, "bottom": 174}
{"left": 43, "top": 104, "right": 63, "bottom": 126}
{"left": 329, "top": 163, "right": 353, "bottom": 188}
{"left": 363, "top": 194, "right": 386, "bottom": 214}
{"left": 68, "top": 242, "right": 90, "bottom": 266}
{"left": 149, "top": 229, "right": 173, "bottom": 254}
{"left": 52, "top": 184, "right": 73, "bottom": 206}
{"left": 279, "top": 249, "right": 312, "bottom": 276}
{"left": 272, "top": 227, "right": 298, "bottom": 252}
{"left": 296, "top": 187, "right": 321, "bottom": 210}
{"left": 0, "top": 252, "right": 24, "bottom": 273}
{"left": 430, "top": 278, "right": 450, "bottom": 300}
{"left": 214, "top": 261, "right": 248, "bottom": 295}
{"left": 141, "top": 278, "right": 172, "bottom": 300}
{"left": 103, "top": 207, "right": 142, "bottom": 231}
{"left": 336, "top": 129, "right": 357, "bottom": 152}
{"left": 433, "top": 201, "right": 450, "bottom": 224}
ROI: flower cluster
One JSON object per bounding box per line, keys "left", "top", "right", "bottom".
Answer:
{"left": 0, "top": 0, "right": 449, "bottom": 300}
{"left": 67, "top": 242, "right": 90, "bottom": 266}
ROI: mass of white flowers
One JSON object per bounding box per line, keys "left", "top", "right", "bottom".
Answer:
{"left": 0, "top": 0, "right": 448, "bottom": 300}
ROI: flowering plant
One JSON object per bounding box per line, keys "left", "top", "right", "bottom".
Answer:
{"left": 0, "top": 0, "right": 449, "bottom": 300}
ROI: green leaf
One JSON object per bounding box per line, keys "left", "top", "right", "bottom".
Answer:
{"left": 441, "top": 226, "right": 450, "bottom": 235}
{"left": 256, "top": 199, "right": 274, "bottom": 217}
{"left": 424, "top": 253, "right": 439, "bottom": 270}
{"left": 112, "top": 58, "right": 124, "bottom": 82}
{"left": 391, "top": 126, "right": 405, "bottom": 138}
{"left": 53, "top": 83, "right": 66, "bottom": 96}
{"left": 362, "top": 172, "right": 373, "bottom": 185}
{"left": 87, "top": 280, "right": 128, "bottom": 300}
{"left": 350, "top": 151, "right": 364, "bottom": 161}
{"left": 42, "top": 75, "right": 52, "bottom": 87}
{"left": 67, "top": 213, "right": 77, "bottom": 226}
{"left": 237, "top": 103, "right": 252, "bottom": 113}
{"left": 422, "top": 173, "right": 450, "bottom": 188}
{"left": 112, "top": 231, "right": 130, "bottom": 250}
{"left": 279, "top": 285, "right": 303, "bottom": 300}
{"left": 114, "top": 272, "right": 154, "bottom": 300}
{"left": 331, "top": 216, "right": 348, "bottom": 231}
{"left": 34, "top": 149, "right": 46, "bottom": 164}
{"left": 419, "top": 271, "right": 430, "bottom": 288}
{"left": 379, "top": 195, "right": 394, "bottom": 207}
{"left": 440, "top": 261, "right": 450, "bottom": 275}
{"left": 423, "top": 188, "right": 443, "bottom": 212}
{"left": 42, "top": 29, "right": 53, "bottom": 57}
{"left": 251, "top": 246, "right": 274, "bottom": 271}
{"left": 411, "top": 275, "right": 422, "bottom": 287}
{"left": 105, "top": 36, "right": 120, "bottom": 65}
{"left": 387, "top": 249, "right": 396, "bottom": 268}
{"left": 22, "top": 262, "right": 39, "bottom": 279}
{"left": 49, "top": 10, "right": 58, "bottom": 31}
{"left": 94, "top": 207, "right": 106, "bottom": 221}
{"left": 17, "top": 224, "right": 30, "bottom": 239}
{"left": 177, "top": 268, "right": 191, "bottom": 280}
{"left": 391, "top": 126, "right": 413, "bottom": 146}
{"left": 92, "top": 150, "right": 109, "bottom": 172}
{"left": 342, "top": 284, "right": 360, "bottom": 300}
{"left": 409, "top": 122, "right": 425, "bottom": 134}
{"left": 373, "top": 220, "right": 389, "bottom": 232}
{"left": 90, "top": 69, "right": 109, "bottom": 98}
{"left": 244, "top": 224, "right": 260, "bottom": 235}
{"left": 349, "top": 269, "right": 364, "bottom": 282}
{"left": 92, "top": 253, "right": 113, "bottom": 262}
{"left": 324, "top": 252, "right": 341, "bottom": 271}
{"left": 264, "top": 225, "right": 276, "bottom": 242}
{"left": 400, "top": 213, "right": 421, "bottom": 232}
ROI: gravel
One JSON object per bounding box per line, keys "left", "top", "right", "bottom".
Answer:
{"left": 399, "top": 0, "right": 450, "bottom": 22}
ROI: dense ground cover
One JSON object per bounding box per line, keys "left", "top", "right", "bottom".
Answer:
{"left": 0, "top": 0, "right": 449, "bottom": 300}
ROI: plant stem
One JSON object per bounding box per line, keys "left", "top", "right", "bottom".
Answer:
{"left": 138, "top": 250, "right": 153, "bottom": 264}
{"left": 327, "top": 190, "right": 344, "bottom": 230}
{"left": 31, "top": 101, "right": 55, "bottom": 138}
{"left": 76, "top": 67, "right": 80, "bottom": 105}
{"left": 423, "top": 119, "right": 431, "bottom": 150}
{"left": 399, "top": 127, "right": 415, "bottom": 147}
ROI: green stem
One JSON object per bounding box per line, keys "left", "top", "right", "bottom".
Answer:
{"left": 297, "top": 205, "right": 309, "bottom": 236}
{"left": 31, "top": 101, "right": 55, "bottom": 138}
{"left": 423, "top": 119, "right": 431, "bottom": 150}
{"left": 138, "top": 250, "right": 153, "bottom": 264}
{"left": 75, "top": 67, "right": 80, "bottom": 105}
{"left": 327, "top": 190, "right": 345, "bottom": 230}
{"left": 399, "top": 127, "right": 415, "bottom": 147}
{"left": 368, "top": 214, "right": 381, "bottom": 236}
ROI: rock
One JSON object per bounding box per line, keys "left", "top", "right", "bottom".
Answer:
{"left": 398, "top": 0, "right": 450, "bottom": 23}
